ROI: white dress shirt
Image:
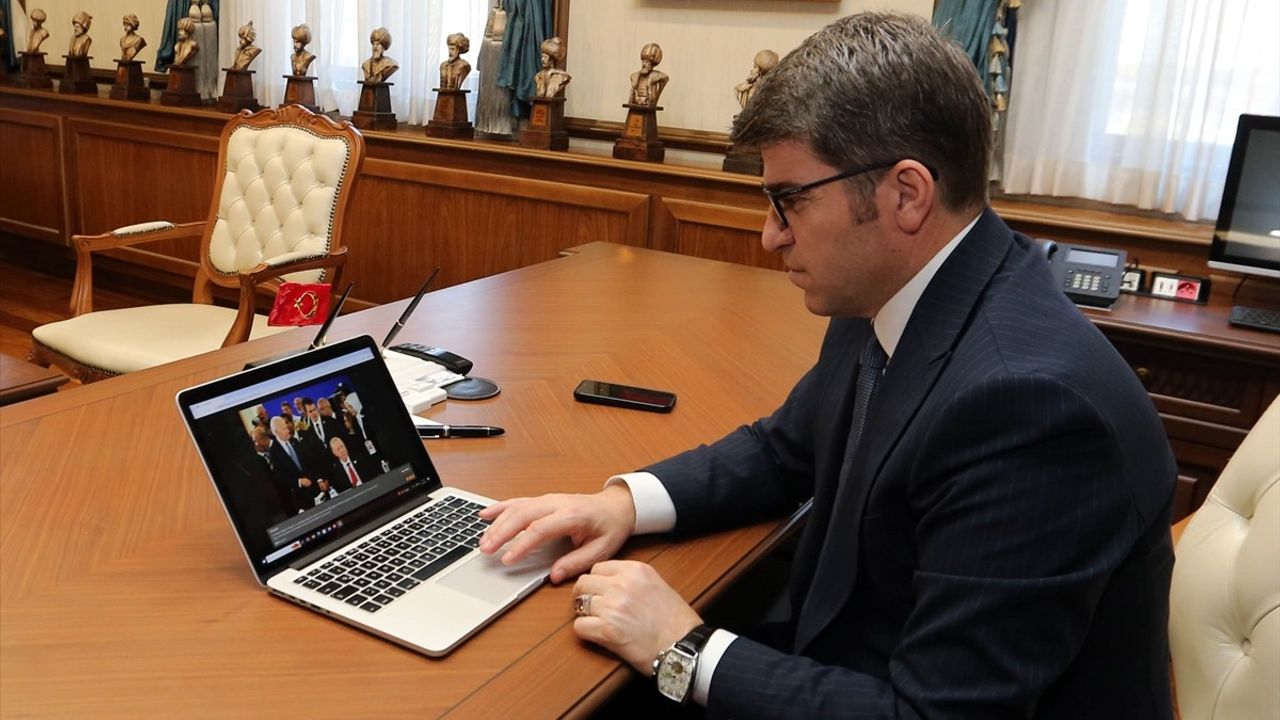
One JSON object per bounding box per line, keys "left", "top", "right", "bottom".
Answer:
{"left": 606, "top": 214, "right": 979, "bottom": 706}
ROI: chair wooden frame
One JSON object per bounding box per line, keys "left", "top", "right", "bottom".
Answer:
{"left": 32, "top": 105, "right": 365, "bottom": 383}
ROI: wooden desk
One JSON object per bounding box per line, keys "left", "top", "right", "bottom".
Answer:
{"left": 0, "top": 243, "right": 825, "bottom": 719}
{"left": 0, "top": 354, "right": 68, "bottom": 405}
{"left": 1082, "top": 291, "right": 1280, "bottom": 520}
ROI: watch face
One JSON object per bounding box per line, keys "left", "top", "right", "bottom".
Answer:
{"left": 656, "top": 648, "right": 696, "bottom": 703}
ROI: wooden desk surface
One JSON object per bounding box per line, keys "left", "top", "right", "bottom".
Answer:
{"left": 0, "top": 354, "right": 69, "bottom": 405}
{"left": 0, "top": 243, "right": 826, "bottom": 719}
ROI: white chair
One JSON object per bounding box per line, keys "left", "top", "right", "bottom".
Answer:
{"left": 1170, "top": 396, "right": 1279, "bottom": 720}
{"left": 31, "top": 105, "right": 365, "bottom": 383}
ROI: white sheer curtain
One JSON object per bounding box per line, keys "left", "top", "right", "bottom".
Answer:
{"left": 219, "top": 0, "right": 487, "bottom": 126}
{"left": 1002, "top": 0, "right": 1280, "bottom": 221}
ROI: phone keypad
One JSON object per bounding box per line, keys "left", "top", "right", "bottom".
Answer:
{"left": 1065, "top": 269, "right": 1111, "bottom": 294}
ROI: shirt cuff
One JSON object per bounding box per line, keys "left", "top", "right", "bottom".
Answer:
{"left": 693, "top": 629, "right": 738, "bottom": 706}
{"left": 605, "top": 472, "right": 676, "bottom": 535}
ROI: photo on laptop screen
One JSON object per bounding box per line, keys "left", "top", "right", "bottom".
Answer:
{"left": 183, "top": 344, "right": 441, "bottom": 574}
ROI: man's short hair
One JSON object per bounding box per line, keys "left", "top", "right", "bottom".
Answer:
{"left": 732, "top": 12, "right": 992, "bottom": 213}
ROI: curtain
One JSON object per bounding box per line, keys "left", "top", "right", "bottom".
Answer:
{"left": 221, "top": 0, "right": 486, "bottom": 125}
{"left": 933, "top": 0, "right": 1020, "bottom": 181}
{"left": 2, "top": 0, "right": 16, "bottom": 71}
{"left": 496, "top": 0, "right": 552, "bottom": 118}
{"left": 932, "top": 0, "right": 1001, "bottom": 71}
{"left": 156, "top": 0, "right": 220, "bottom": 73}
{"left": 1002, "top": 0, "right": 1280, "bottom": 221}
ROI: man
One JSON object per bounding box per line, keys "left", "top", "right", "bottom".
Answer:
{"left": 247, "top": 425, "right": 292, "bottom": 523}
{"left": 302, "top": 397, "right": 344, "bottom": 451}
{"left": 479, "top": 12, "right": 1176, "bottom": 719}
{"left": 268, "top": 415, "right": 321, "bottom": 514}
{"left": 327, "top": 436, "right": 379, "bottom": 491}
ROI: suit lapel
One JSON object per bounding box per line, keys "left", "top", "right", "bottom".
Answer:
{"left": 794, "top": 209, "right": 1016, "bottom": 653}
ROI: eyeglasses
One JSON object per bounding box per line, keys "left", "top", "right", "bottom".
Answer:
{"left": 762, "top": 160, "right": 939, "bottom": 229}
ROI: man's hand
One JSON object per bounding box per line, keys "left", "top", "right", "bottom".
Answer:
{"left": 298, "top": 477, "right": 313, "bottom": 488}
{"left": 478, "top": 484, "right": 637, "bottom": 584}
{"left": 572, "top": 560, "right": 702, "bottom": 674}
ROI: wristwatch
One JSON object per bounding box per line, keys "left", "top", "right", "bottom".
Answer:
{"left": 652, "top": 624, "right": 715, "bottom": 704}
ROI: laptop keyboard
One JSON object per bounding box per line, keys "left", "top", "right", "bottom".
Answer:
{"left": 293, "top": 496, "right": 488, "bottom": 613}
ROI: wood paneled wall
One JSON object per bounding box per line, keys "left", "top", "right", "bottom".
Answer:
{"left": 0, "top": 86, "right": 1222, "bottom": 308}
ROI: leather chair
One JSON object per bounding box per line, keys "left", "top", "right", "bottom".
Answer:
{"left": 31, "top": 105, "right": 365, "bottom": 383}
{"left": 1169, "top": 396, "right": 1279, "bottom": 720}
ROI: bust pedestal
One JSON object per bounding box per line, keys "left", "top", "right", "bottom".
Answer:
{"left": 612, "top": 103, "right": 664, "bottom": 163}
{"left": 59, "top": 55, "right": 97, "bottom": 95}
{"left": 110, "top": 59, "right": 149, "bottom": 101}
{"left": 519, "top": 96, "right": 569, "bottom": 151}
{"left": 426, "top": 88, "right": 474, "bottom": 140}
{"left": 160, "top": 64, "right": 202, "bottom": 106}
{"left": 281, "top": 75, "right": 320, "bottom": 113}
{"left": 351, "top": 81, "right": 396, "bottom": 131}
{"left": 16, "top": 52, "right": 53, "bottom": 89}
{"left": 722, "top": 144, "right": 763, "bottom": 176}
{"left": 216, "top": 68, "right": 262, "bottom": 113}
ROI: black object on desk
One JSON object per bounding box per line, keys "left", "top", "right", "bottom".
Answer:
{"left": 1229, "top": 305, "right": 1280, "bottom": 333}
{"left": 417, "top": 424, "right": 505, "bottom": 438}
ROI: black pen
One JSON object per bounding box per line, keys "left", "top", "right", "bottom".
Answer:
{"left": 381, "top": 267, "right": 441, "bottom": 350}
{"left": 416, "top": 424, "right": 505, "bottom": 438}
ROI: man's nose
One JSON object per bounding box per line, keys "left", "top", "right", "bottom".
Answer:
{"left": 761, "top": 210, "right": 793, "bottom": 255}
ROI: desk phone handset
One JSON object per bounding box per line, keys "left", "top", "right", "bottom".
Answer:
{"left": 1040, "top": 240, "right": 1127, "bottom": 309}
{"left": 388, "top": 344, "right": 474, "bottom": 375}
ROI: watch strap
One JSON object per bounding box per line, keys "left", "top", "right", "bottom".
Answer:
{"left": 675, "top": 624, "right": 715, "bottom": 656}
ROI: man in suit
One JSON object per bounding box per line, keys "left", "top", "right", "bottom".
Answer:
{"left": 249, "top": 425, "right": 295, "bottom": 519}
{"left": 302, "top": 397, "right": 345, "bottom": 451}
{"left": 268, "top": 415, "right": 323, "bottom": 513}
{"left": 326, "top": 436, "right": 380, "bottom": 491}
{"left": 479, "top": 12, "right": 1176, "bottom": 719}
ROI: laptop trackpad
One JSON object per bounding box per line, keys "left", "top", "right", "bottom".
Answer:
{"left": 438, "top": 541, "right": 568, "bottom": 604}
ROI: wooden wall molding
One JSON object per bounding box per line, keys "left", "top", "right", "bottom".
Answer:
{"left": 0, "top": 86, "right": 1243, "bottom": 303}
{"left": 345, "top": 158, "right": 651, "bottom": 303}
{"left": 67, "top": 119, "right": 220, "bottom": 249}
{"left": 657, "top": 198, "right": 778, "bottom": 270}
{"left": 0, "top": 108, "right": 67, "bottom": 244}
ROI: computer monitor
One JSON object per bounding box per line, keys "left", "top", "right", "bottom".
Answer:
{"left": 1208, "top": 114, "right": 1280, "bottom": 279}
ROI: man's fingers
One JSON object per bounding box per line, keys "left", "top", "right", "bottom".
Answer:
{"left": 478, "top": 497, "right": 520, "bottom": 519}
{"left": 478, "top": 500, "right": 550, "bottom": 553}
{"left": 585, "top": 559, "right": 633, "bottom": 577}
{"left": 571, "top": 616, "right": 611, "bottom": 646}
{"left": 498, "top": 513, "right": 579, "bottom": 565}
{"left": 550, "top": 537, "right": 618, "bottom": 584}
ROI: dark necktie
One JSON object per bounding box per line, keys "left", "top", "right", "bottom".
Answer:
{"left": 793, "top": 332, "right": 888, "bottom": 652}
{"left": 284, "top": 440, "right": 302, "bottom": 470}
{"left": 850, "top": 334, "right": 887, "bottom": 452}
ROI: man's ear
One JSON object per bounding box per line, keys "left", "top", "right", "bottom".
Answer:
{"left": 890, "top": 161, "right": 936, "bottom": 234}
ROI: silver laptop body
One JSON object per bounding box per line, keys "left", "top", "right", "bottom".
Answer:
{"left": 176, "top": 335, "right": 556, "bottom": 656}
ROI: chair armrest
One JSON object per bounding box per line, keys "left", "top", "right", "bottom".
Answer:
{"left": 70, "top": 221, "right": 207, "bottom": 315}
{"left": 222, "top": 247, "right": 350, "bottom": 347}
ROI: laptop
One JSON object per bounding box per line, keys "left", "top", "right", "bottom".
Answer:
{"left": 177, "top": 334, "right": 561, "bottom": 656}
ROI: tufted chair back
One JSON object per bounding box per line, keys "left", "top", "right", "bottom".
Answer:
{"left": 1170, "top": 396, "right": 1279, "bottom": 720}
{"left": 29, "top": 106, "right": 364, "bottom": 384}
{"left": 199, "top": 105, "right": 361, "bottom": 292}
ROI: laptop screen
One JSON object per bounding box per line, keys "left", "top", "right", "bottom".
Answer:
{"left": 177, "top": 336, "right": 442, "bottom": 582}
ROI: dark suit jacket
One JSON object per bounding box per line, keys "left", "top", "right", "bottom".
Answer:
{"left": 305, "top": 415, "right": 346, "bottom": 454}
{"left": 269, "top": 437, "right": 323, "bottom": 512}
{"left": 647, "top": 210, "right": 1176, "bottom": 719}
{"left": 328, "top": 455, "right": 381, "bottom": 492}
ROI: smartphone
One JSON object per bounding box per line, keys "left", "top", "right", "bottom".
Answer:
{"left": 573, "top": 380, "right": 677, "bottom": 413}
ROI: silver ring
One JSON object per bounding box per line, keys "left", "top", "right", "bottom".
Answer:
{"left": 573, "top": 593, "right": 593, "bottom": 617}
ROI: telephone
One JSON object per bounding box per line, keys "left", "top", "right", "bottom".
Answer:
{"left": 1039, "top": 240, "right": 1127, "bottom": 308}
